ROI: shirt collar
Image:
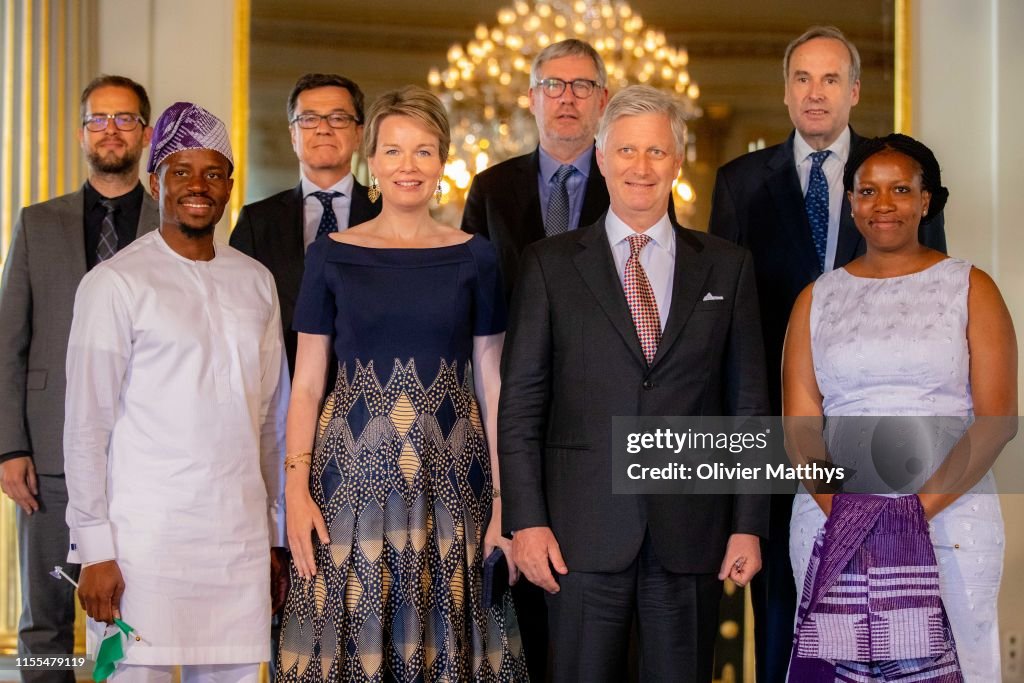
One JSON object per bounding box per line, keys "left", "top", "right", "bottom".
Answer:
{"left": 84, "top": 180, "right": 143, "bottom": 211}
{"left": 538, "top": 145, "right": 593, "bottom": 183}
{"left": 793, "top": 126, "right": 852, "bottom": 164}
{"left": 605, "top": 207, "right": 675, "bottom": 253}
{"left": 301, "top": 172, "right": 354, "bottom": 199}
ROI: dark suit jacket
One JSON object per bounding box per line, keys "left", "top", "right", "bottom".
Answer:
{"left": 708, "top": 129, "right": 947, "bottom": 413}
{"left": 461, "top": 146, "right": 610, "bottom": 301}
{"left": 499, "top": 216, "right": 770, "bottom": 574}
{"left": 230, "top": 179, "right": 380, "bottom": 375}
{"left": 0, "top": 185, "right": 158, "bottom": 474}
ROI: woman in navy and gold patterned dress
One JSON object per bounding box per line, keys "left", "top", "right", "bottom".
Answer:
{"left": 276, "top": 86, "right": 527, "bottom": 682}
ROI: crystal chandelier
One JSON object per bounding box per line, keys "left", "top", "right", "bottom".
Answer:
{"left": 428, "top": 0, "right": 701, "bottom": 211}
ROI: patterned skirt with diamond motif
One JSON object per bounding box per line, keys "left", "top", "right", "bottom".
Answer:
{"left": 277, "top": 359, "right": 528, "bottom": 682}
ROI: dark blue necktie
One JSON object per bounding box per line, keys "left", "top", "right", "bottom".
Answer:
{"left": 312, "top": 191, "right": 342, "bottom": 239}
{"left": 805, "top": 150, "right": 830, "bottom": 272}
{"left": 97, "top": 199, "right": 118, "bottom": 262}
{"left": 545, "top": 164, "right": 575, "bottom": 236}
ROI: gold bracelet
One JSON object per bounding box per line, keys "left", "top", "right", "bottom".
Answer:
{"left": 492, "top": 487, "right": 501, "bottom": 499}
{"left": 284, "top": 452, "right": 312, "bottom": 470}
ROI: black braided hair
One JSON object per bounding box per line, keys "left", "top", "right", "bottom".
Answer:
{"left": 844, "top": 133, "right": 949, "bottom": 221}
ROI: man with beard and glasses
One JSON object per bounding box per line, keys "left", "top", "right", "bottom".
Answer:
{"left": 0, "top": 74, "right": 157, "bottom": 679}
{"left": 63, "top": 102, "right": 288, "bottom": 682}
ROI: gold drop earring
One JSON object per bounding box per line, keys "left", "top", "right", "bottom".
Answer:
{"left": 435, "top": 179, "right": 443, "bottom": 204}
{"left": 368, "top": 176, "right": 381, "bottom": 203}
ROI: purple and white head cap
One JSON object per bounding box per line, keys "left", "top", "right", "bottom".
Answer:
{"left": 146, "top": 102, "right": 233, "bottom": 174}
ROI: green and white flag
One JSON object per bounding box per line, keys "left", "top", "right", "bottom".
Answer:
{"left": 92, "top": 618, "right": 139, "bottom": 681}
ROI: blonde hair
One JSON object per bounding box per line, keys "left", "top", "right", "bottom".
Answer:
{"left": 364, "top": 86, "right": 451, "bottom": 164}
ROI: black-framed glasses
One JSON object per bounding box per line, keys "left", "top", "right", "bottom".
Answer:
{"left": 291, "top": 112, "right": 359, "bottom": 130}
{"left": 82, "top": 113, "right": 146, "bottom": 132}
{"left": 534, "top": 78, "right": 601, "bottom": 99}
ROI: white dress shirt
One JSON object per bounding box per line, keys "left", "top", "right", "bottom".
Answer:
{"left": 605, "top": 209, "right": 676, "bottom": 332}
{"left": 793, "top": 127, "right": 851, "bottom": 271}
{"left": 301, "top": 173, "right": 355, "bottom": 249}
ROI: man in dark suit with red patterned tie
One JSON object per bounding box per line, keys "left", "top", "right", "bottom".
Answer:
{"left": 500, "top": 85, "right": 769, "bottom": 682}
{"left": 231, "top": 73, "right": 381, "bottom": 375}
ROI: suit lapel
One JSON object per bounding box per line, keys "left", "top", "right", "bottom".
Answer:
{"left": 766, "top": 134, "right": 820, "bottom": 277}
{"left": 580, "top": 148, "right": 610, "bottom": 227}
{"left": 349, "top": 178, "right": 380, "bottom": 227}
{"left": 572, "top": 220, "right": 646, "bottom": 366}
{"left": 285, "top": 182, "right": 305, "bottom": 248}
{"left": 514, "top": 150, "right": 545, "bottom": 248}
{"left": 651, "top": 225, "right": 710, "bottom": 367}
{"left": 278, "top": 184, "right": 306, "bottom": 303}
{"left": 137, "top": 191, "right": 159, "bottom": 236}
{"left": 57, "top": 189, "right": 88, "bottom": 281}
{"left": 833, "top": 129, "right": 864, "bottom": 268}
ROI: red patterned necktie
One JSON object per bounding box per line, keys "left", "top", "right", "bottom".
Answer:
{"left": 623, "top": 233, "right": 661, "bottom": 365}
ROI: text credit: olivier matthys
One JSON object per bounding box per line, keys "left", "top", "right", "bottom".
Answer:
{"left": 624, "top": 427, "right": 846, "bottom": 484}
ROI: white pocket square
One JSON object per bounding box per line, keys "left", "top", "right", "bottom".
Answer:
{"left": 702, "top": 292, "right": 724, "bottom": 302}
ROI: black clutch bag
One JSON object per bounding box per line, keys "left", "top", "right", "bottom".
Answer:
{"left": 482, "top": 547, "right": 509, "bottom": 609}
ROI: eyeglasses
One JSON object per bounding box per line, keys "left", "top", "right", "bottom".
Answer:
{"left": 82, "top": 113, "right": 146, "bottom": 132}
{"left": 291, "top": 112, "right": 359, "bottom": 130}
{"left": 534, "top": 78, "right": 601, "bottom": 99}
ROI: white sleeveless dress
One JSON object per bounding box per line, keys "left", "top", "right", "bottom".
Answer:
{"left": 789, "top": 258, "right": 1004, "bottom": 681}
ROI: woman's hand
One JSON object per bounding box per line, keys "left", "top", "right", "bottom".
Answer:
{"left": 484, "top": 502, "right": 519, "bottom": 585}
{"left": 285, "top": 483, "right": 329, "bottom": 579}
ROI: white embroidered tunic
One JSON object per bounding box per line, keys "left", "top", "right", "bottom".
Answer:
{"left": 64, "top": 230, "right": 288, "bottom": 665}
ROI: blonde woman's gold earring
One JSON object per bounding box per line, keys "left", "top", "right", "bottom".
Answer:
{"left": 368, "top": 176, "right": 381, "bottom": 203}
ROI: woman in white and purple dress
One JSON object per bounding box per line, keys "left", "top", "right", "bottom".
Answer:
{"left": 783, "top": 134, "right": 1017, "bottom": 682}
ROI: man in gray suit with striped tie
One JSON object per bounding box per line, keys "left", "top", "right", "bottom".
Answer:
{"left": 0, "top": 74, "right": 157, "bottom": 679}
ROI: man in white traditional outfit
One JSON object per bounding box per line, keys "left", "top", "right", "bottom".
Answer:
{"left": 63, "top": 102, "right": 289, "bottom": 683}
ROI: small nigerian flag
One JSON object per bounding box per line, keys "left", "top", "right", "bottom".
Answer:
{"left": 93, "top": 618, "right": 139, "bottom": 681}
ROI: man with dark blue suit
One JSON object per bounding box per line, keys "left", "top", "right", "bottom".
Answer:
{"left": 231, "top": 73, "right": 381, "bottom": 376}
{"left": 462, "top": 39, "right": 610, "bottom": 302}
{"left": 708, "top": 26, "right": 946, "bottom": 682}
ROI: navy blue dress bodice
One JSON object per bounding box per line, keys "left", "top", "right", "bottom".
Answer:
{"left": 293, "top": 234, "right": 506, "bottom": 385}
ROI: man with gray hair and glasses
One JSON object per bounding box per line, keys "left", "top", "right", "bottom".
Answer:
{"left": 462, "top": 38, "right": 611, "bottom": 301}
{"left": 708, "top": 25, "right": 947, "bottom": 682}
{"left": 0, "top": 75, "right": 157, "bottom": 679}
{"left": 461, "top": 40, "right": 610, "bottom": 677}
{"left": 501, "top": 85, "right": 768, "bottom": 681}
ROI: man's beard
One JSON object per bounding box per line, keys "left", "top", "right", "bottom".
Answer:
{"left": 176, "top": 223, "right": 216, "bottom": 240}
{"left": 87, "top": 146, "right": 141, "bottom": 175}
